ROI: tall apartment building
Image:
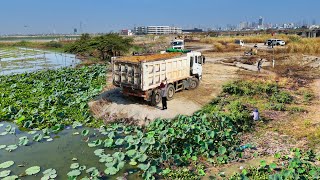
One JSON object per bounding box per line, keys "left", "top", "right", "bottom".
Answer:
{"left": 133, "top": 26, "right": 182, "bottom": 35}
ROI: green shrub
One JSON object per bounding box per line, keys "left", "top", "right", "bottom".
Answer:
{"left": 45, "top": 41, "right": 63, "bottom": 48}
{"left": 270, "top": 91, "right": 293, "bottom": 104}
{"left": 230, "top": 149, "right": 320, "bottom": 180}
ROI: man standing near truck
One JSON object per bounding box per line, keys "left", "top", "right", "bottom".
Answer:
{"left": 160, "top": 78, "right": 168, "bottom": 110}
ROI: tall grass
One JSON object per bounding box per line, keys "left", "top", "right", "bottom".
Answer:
{"left": 200, "top": 35, "right": 320, "bottom": 55}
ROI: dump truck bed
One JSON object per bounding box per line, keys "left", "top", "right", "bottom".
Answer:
{"left": 112, "top": 52, "right": 192, "bottom": 91}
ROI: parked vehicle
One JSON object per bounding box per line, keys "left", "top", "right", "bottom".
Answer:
{"left": 265, "top": 39, "right": 285, "bottom": 46}
{"left": 235, "top": 39, "right": 244, "bottom": 46}
{"left": 112, "top": 51, "right": 204, "bottom": 105}
{"left": 171, "top": 39, "right": 184, "bottom": 49}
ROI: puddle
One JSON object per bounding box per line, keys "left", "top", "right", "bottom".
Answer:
{"left": 0, "top": 47, "right": 80, "bottom": 75}
{"left": 0, "top": 122, "right": 141, "bottom": 180}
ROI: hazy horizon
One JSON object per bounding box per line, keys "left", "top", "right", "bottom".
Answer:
{"left": 0, "top": 0, "right": 319, "bottom": 35}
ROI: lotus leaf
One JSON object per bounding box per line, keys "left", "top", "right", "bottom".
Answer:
{"left": 43, "top": 136, "right": 51, "bottom": 139}
{"left": 104, "top": 167, "right": 118, "bottom": 175}
{"left": 9, "top": 127, "right": 16, "bottom": 135}
{"left": 105, "top": 161, "right": 116, "bottom": 168}
{"left": 88, "top": 139, "right": 102, "bottom": 147}
{"left": 27, "top": 131, "right": 37, "bottom": 135}
{"left": 137, "top": 154, "right": 148, "bottom": 162}
{"left": 25, "top": 166, "right": 41, "bottom": 175}
{"left": 46, "top": 138, "right": 53, "bottom": 142}
{"left": 0, "top": 170, "right": 11, "bottom": 178}
{"left": 81, "top": 129, "right": 89, "bottom": 136}
{"left": 0, "top": 124, "right": 3, "bottom": 127}
{"left": 23, "top": 121, "right": 32, "bottom": 128}
{"left": 126, "top": 149, "right": 137, "bottom": 158}
{"left": 129, "top": 161, "right": 137, "bottom": 166}
{"left": 0, "top": 145, "right": 6, "bottom": 149}
{"left": 104, "top": 138, "right": 113, "bottom": 148}
{"left": 0, "top": 161, "right": 14, "bottom": 169}
{"left": 41, "top": 168, "right": 57, "bottom": 180}
{"left": 2, "top": 175, "right": 19, "bottom": 180}
{"left": 72, "top": 121, "right": 83, "bottom": 129}
{"left": 113, "top": 152, "right": 125, "bottom": 161}
{"left": 70, "top": 163, "right": 79, "bottom": 169}
{"left": 5, "top": 145, "right": 18, "bottom": 152}
{"left": 117, "top": 161, "right": 125, "bottom": 170}
{"left": 86, "top": 167, "right": 97, "bottom": 174}
{"left": 94, "top": 149, "right": 104, "bottom": 156}
{"left": 18, "top": 136, "right": 29, "bottom": 146}
{"left": 115, "top": 138, "right": 124, "bottom": 146}
{"left": 108, "top": 131, "right": 115, "bottom": 139}
{"left": 5, "top": 125, "right": 11, "bottom": 132}
{"left": 33, "top": 134, "right": 43, "bottom": 142}
{"left": 67, "top": 169, "right": 81, "bottom": 177}
{"left": 0, "top": 132, "right": 8, "bottom": 136}
{"left": 139, "top": 144, "right": 149, "bottom": 153}
{"left": 218, "top": 146, "right": 227, "bottom": 155}
{"left": 79, "top": 165, "right": 86, "bottom": 171}
{"left": 138, "top": 163, "right": 150, "bottom": 171}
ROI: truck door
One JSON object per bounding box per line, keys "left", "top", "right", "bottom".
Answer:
{"left": 191, "top": 55, "right": 199, "bottom": 76}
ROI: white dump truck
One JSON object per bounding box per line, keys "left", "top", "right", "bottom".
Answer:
{"left": 112, "top": 51, "right": 205, "bottom": 105}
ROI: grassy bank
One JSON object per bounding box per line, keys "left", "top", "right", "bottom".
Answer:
{"left": 200, "top": 35, "right": 320, "bottom": 55}
{"left": 0, "top": 41, "right": 71, "bottom": 52}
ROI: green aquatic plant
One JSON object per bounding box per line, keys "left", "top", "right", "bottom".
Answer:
{"left": 0, "top": 65, "right": 106, "bottom": 130}
{"left": 25, "top": 166, "right": 41, "bottom": 175}
{"left": 0, "top": 161, "right": 14, "bottom": 169}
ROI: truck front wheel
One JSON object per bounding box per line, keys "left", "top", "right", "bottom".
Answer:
{"left": 188, "top": 78, "right": 199, "bottom": 90}
{"left": 166, "top": 84, "right": 175, "bottom": 101}
{"left": 150, "top": 90, "right": 161, "bottom": 106}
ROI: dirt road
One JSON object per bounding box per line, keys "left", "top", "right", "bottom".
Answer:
{"left": 89, "top": 59, "right": 239, "bottom": 125}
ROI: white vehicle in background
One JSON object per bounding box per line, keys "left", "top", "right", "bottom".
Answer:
{"left": 171, "top": 39, "right": 184, "bottom": 49}
{"left": 265, "top": 39, "right": 286, "bottom": 46}
{"left": 235, "top": 39, "right": 244, "bottom": 46}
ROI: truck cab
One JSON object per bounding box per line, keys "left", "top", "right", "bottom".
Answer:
{"left": 188, "top": 51, "right": 204, "bottom": 79}
{"left": 171, "top": 39, "right": 184, "bottom": 49}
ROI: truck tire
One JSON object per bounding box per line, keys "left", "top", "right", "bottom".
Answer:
{"left": 188, "top": 78, "right": 199, "bottom": 90}
{"left": 150, "top": 90, "right": 161, "bottom": 106}
{"left": 166, "top": 84, "right": 175, "bottom": 101}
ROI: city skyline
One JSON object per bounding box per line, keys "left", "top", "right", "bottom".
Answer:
{"left": 0, "top": 0, "right": 319, "bottom": 35}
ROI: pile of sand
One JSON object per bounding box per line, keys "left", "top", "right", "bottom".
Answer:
{"left": 115, "top": 52, "right": 183, "bottom": 63}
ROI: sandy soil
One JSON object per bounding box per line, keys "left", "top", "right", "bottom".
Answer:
{"left": 89, "top": 59, "right": 240, "bottom": 126}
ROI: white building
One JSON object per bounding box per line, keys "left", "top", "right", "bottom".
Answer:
{"left": 134, "top": 26, "right": 182, "bottom": 35}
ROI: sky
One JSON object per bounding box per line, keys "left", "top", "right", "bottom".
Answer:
{"left": 0, "top": 0, "right": 319, "bottom": 34}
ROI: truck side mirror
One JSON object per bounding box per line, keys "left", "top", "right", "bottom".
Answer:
{"left": 202, "top": 56, "right": 206, "bottom": 64}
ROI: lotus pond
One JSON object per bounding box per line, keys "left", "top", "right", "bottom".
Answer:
{"left": 1, "top": 64, "right": 319, "bottom": 179}
{"left": 0, "top": 47, "right": 80, "bottom": 75}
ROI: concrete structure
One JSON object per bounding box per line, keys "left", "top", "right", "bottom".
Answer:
{"left": 134, "top": 26, "right": 182, "bottom": 35}
{"left": 133, "top": 26, "right": 147, "bottom": 35}
{"left": 120, "top": 29, "right": 133, "bottom": 36}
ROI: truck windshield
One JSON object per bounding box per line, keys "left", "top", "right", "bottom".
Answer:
{"left": 172, "top": 41, "right": 183, "bottom": 46}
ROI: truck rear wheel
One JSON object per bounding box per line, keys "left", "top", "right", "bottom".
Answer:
{"left": 150, "top": 90, "right": 161, "bottom": 106}
{"left": 188, "top": 78, "right": 199, "bottom": 90}
{"left": 166, "top": 84, "right": 175, "bottom": 101}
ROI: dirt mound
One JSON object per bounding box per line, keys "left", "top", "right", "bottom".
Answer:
{"left": 116, "top": 52, "right": 183, "bottom": 63}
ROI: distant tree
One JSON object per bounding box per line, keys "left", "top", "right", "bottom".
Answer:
{"left": 65, "top": 33, "right": 133, "bottom": 61}
{"left": 64, "top": 33, "right": 92, "bottom": 54}
{"left": 90, "top": 33, "right": 133, "bottom": 61}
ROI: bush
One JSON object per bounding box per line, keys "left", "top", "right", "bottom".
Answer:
{"left": 270, "top": 91, "right": 293, "bottom": 104}
{"left": 45, "top": 41, "right": 63, "bottom": 48}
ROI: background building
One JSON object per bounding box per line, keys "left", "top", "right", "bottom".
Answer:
{"left": 133, "top": 26, "right": 182, "bottom": 35}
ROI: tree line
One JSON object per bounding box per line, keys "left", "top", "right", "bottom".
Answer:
{"left": 65, "top": 33, "right": 133, "bottom": 61}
